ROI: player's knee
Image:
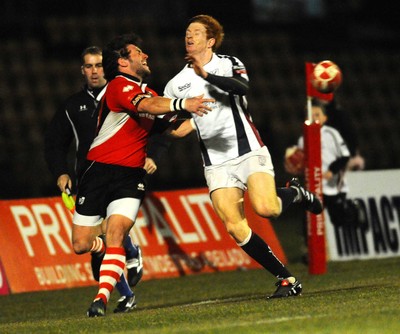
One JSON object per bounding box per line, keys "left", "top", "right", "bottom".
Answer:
{"left": 72, "top": 240, "right": 91, "bottom": 255}
{"left": 225, "top": 223, "right": 237, "bottom": 238}
{"left": 253, "top": 202, "right": 280, "bottom": 219}
{"left": 225, "top": 220, "right": 249, "bottom": 241}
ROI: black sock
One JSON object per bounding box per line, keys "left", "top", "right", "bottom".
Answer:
{"left": 240, "top": 231, "right": 292, "bottom": 279}
{"left": 276, "top": 187, "right": 297, "bottom": 213}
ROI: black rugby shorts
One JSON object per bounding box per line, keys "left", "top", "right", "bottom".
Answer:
{"left": 75, "top": 161, "right": 146, "bottom": 216}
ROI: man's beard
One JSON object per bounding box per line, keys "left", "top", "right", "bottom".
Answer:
{"left": 137, "top": 67, "right": 151, "bottom": 79}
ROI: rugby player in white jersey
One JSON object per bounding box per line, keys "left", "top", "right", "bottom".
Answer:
{"left": 164, "top": 15, "right": 323, "bottom": 298}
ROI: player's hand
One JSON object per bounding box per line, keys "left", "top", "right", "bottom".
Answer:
{"left": 347, "top": 155, "right": 365, "bottom": 171}
{"left": 185, "top": 94, "right": 215, "bottom": 117}
{"left": 185, "top": 54, "right": 208, "bottom": 78}
{"left": 57, "top": 174, "right": 72, "bottom": 193}
{"left": 143, "top": 157, "right": 157, "bottom": 174}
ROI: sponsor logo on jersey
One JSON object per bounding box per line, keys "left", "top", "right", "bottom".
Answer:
{"left": 79, "top": 104, "right": 88, "bottom": 112}
{"left": 137, "top": 183, "right": 145, "bottom": 191}
{"left": 78, "top": 196, "right": 86, "bottom": 205}
{"left": 178, "top": 82, "right": 191, "bottom": 92}
{"left": 258, "top": 156, "right": 266, "bottom": 166}
{"left": 131, "top": 93, "right": 152, "bottom": 106}
{"left": 123, "top": 85, "right": 134, "bottom": 92}
{"left": 138, "top": 113, "right": 155, "bottom": 120}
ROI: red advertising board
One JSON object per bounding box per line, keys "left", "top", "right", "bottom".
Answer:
{"left": 0, "top": 188, "right": 286, "bottom": 293}
{"left": 0, "top": 259, "right": 10, "bottom": 295}
{"left": 0, "top": 197, "right": 94, "bottom": 293}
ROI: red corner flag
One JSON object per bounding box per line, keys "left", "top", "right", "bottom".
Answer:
{"left": 305, "top": 62, "right": 334, "bottom": 101}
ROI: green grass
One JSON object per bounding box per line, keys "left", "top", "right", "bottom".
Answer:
{"left": 1, "top": 258, "right": 399, "bottom": 334}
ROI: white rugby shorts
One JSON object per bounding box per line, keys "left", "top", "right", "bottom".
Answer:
{"left": 204, "top": 146, "right": 275, "bottom": 192}
{"left": 73, "top": 198, "right": 142, "bottom": 226}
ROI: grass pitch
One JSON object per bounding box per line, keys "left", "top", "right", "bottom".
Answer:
{"left": 0, "top": 257, "right": 399, "bottom": 334}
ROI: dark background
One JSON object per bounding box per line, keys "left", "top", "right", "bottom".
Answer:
{"left": 1, "top": 0, "right": 399, "bottom": 199}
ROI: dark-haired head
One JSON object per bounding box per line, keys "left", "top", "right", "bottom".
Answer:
{"left": 311, "top": 98, "right": 329, "bottom": 116}
{"left": 80, "top": 46, "right": 102, "bottom": 65}
{"left": 102, "top": 33, "right": 143, "bottom": 80}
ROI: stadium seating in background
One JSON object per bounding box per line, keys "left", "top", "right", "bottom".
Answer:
{"left": 0, "top": 17, "right": 400, "bottom": 198}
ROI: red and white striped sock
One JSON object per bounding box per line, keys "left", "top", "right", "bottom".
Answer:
{"left": 94, "top": 247, "right": 126, "bottom": 304}
{"left": 90, "top": 236, "right": 105, "bottom": 255}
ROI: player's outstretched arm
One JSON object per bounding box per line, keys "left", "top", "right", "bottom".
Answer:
{"left": 137, "top": 95, "right": 214, "bottom": 117}
{"left": 167, "top": 119, "right": 195, "bottom": 138}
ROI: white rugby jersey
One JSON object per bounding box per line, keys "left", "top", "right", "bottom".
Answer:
{"left": 298, "top": 125, "right": 350, "bottom": 195}
{"left": 164, "top": 53, "right": 264, "bottom": 166}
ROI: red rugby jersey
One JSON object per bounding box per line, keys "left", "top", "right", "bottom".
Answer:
{"left": 87, "top": 74, "right": 157, "bottom": 168}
